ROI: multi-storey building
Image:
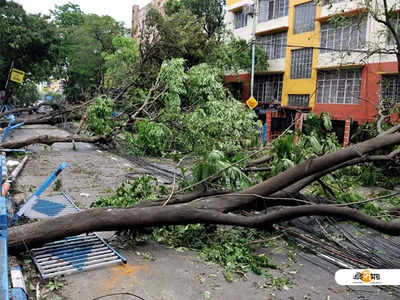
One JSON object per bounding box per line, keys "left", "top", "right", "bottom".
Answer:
{"left": 225, "top": 0, "right": 399, "bottom": 145}
{"left": 131, "top": 0, "right": 167, "bottom": 39}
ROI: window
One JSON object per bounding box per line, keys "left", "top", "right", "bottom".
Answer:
{"left": 254, "top": 74, "right": 283, "bottom": 104}
{"left": 256, "top": 31, "right": 287, "bottom": 59}
{"left": 288, "top": 94, "right": 310, "bottom": 107}
{"left": 316, "top": 69, "right": 362, "bottom": 104}
{"left": 234, "top": 10, "right": 247, "bottom": 29}
{"left": 320, "top": 17, "right": 367, "bottom": 53}
{"left": 294, "top": 2, "right": 316, "bottom": 34}
{"left": 381, "top": 75, "right": 400, "bottom": 103}
{"left": 258, "top": 0, "right": 289, "bottom": 23}
{"left": 290, "top": 48, "right": 313, "bottom": 79}
{"left": 388, "top": 13, "right": 400, "bottom": 46}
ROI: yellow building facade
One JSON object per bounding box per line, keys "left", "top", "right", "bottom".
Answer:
{"left": 227, "top": 0, "right": 322, "bottom": 110}
{"left": 226, "top": 0, "right": 400, "bottom": 145}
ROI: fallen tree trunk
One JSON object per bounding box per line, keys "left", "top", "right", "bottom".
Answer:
{"left": 6, "top": 129, "right": 400, "bottom": 253}
{"left": 0, "top": 134, "right": 108, "bottom": 149}
{"left": 192, "top": 133, "right": 400, "bottom": 212}
{"left": 8, "top": 204, "right": 400, "bottom": 253}
{"left": 0, "top": 103, "right": 62, "bottom": 120}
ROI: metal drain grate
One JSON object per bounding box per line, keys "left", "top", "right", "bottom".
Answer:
{"left": 20, "top": 193, "right": 126, "bottom": 278}
{"left": 32, "top": 233, "right": 125, "bottom": 279}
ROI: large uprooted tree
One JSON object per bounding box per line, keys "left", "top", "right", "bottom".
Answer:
{"left": 7, "top": 123, "right": 400, "bottom": 252}
{"left": 4, "top": 0, "right": 400, "bottom": 261}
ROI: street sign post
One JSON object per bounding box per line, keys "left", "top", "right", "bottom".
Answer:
{"left": 10, "top": 69, "right": 25, "bottom": 84}
{"left": 246, "top": 96, "right": 258, "bottom": 109}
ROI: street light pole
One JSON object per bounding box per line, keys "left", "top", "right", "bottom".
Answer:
{"left": 250, "top": 1, "right": 257, "bottom": 98}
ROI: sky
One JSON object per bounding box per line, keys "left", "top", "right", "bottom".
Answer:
{"left": 14, "top": 0, "right": 153, "bottom": 28}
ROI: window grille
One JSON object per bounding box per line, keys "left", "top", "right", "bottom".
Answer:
{"left": 254, "top": 74, "right": 283, "bottom": 104}
{"left": 381, "top": 75, "right": 400, "bottom": 103}
{"left": 290, "top": 48, "right": 313, "bottom": 79}
{"left": 320, "top": 17, "right": 367, "bottom": 53}
{"left": 258, "top": 0, "right": 289, "bottom": 23}
{"left": 294, "top": 2, "right": 316, "bottom": 34}
{"left": 316, "top": 69, "right": 362, "bottom": 104}
{"left": 234, "top": 10, "right": 247, "bottom": 29}
{"left": 256, "top": 31, "right": 287, "bottom": 59}
{"left": 388, "top": 13, "right": 400, "bottom": 46}
{"left": 288, "top": 94, "right": 309, "bottom": 107}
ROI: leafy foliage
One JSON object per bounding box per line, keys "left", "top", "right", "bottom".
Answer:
{"left": 51, "top": 4, "right": 126, "bottom": 102}
{"left": 159, "top": 58, "right": 187, "bottom": 114}
{"left": 103, "top": 35, "right": 140, "bottom": 90}
{"left": 137, "top": 8, "right": 214, "bottom": 87}
{"left": 269, "top": 130, "right": 339, "bottom": 175}
{"left": 135, "top": 7, "right": 268, "bottom": 89}
{"left": 91, "top": 175, "right": 162, "bottom": 207}
{"left": 50, "top": 2, "right": 84, "bottom": 27}
{"left": 0, "top": 1, "right": 63, "bottom": 103}
{"left": 153, "top": 225, "right": 276, "bottom": 279}
{"left": 132, "top": 120, "right": 172, "bottom": 157}
{"left": 165, "top": 0, "right": 226, "bottom": 39}
{"left": 86, "top": 97, "right": 115, "bottom": 135}
{"left": 12, "top": 81, "right": 40, "bottom": 107}
{"left": 208, "top": 37, "right": 269, "bottom": 73}
{"left": 192, "top": 150, "right": 252, "bottom": 190}
{"left": 122, "top": 59, "right": 260, "bottom": 157}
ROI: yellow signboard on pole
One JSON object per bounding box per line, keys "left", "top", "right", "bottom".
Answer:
{"left": 246, "top": 96, "right": 258, "bottom": 110}
{"left": 10, "top": 68, "right": 25, "bottom": 84}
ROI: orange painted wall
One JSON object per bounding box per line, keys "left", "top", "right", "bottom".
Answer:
{"left": 314, "top": 61, "right": 398, "bottom": 124}
{"left": 224, "top": 62, "right": 398, "bottom": 124}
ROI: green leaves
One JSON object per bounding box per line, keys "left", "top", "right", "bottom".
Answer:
{"left": 53, "top": 8, "right": 126, "bottom": 101}
{"left": 132, "top": 120, "right": 173, "bottom": 157}
{"left": 103, "top": 35, "right": 139, "bottom": 89}
{"left": 0, "top": 1, "right": 63, "bottom": 95}
{"left": 208, "top": 37, "right": 269, "bottom": 73}
{"left": 192, "top": 150, "right": 252, "bottom": 190}
{"left": 125, "top": 58, "right": 259, "bottom": 157}
{"left": 86, "top": 97, "right": 115, "bottom": 135}
{"left": 91, "top": 175, "right": 160, "bottom": 208}
{"left": 270, "top": 113, "right": 340, "bottom": 175}
{"left": 186, "top": 63, "right": 225, "bottom": 105}
{"left": 159, "top": 58, "right": 187, "bottom": 113}
{"left": 153, "top": 225, "right": 277, "bottom": 280}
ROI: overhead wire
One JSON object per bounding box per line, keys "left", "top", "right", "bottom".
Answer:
{"left": 92, "top": 292, "right": 146, "bottom": 300}
{"left": 254, "top": 40, "right": 398, "bottom": 54}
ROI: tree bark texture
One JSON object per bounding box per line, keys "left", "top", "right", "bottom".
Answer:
{"left": 6, "top": 131, "right": 400, "bottom": 253}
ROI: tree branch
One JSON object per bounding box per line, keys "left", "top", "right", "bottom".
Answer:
{"left": 9, "top": 204, "right": 400, "bottom": 253}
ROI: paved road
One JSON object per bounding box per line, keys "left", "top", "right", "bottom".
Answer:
{"left": 7, "top": 123, "right": 395, "bottom": 300}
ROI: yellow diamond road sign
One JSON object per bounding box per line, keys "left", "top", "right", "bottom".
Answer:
{"left": 246, "top": 96, "right": 258, "bottom": 109}
{"left": 10, "top": 68, "right": 25, "bottom": 84}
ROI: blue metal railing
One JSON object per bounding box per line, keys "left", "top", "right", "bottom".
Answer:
{"left": 1, "top": 114, "right": 24, "bottom": 143}
{"left": 10, "top": 162, "right": 67, "bottom": 226}
{"left": 0, "top": 158, "right": 9, "bottom": 299}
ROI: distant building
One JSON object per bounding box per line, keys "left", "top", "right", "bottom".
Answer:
{"left": 40, "top": 79, "right": 64, "bottom": 94}
{"left": 131, "top": 0, "right": 168, "bottom": 39}
{"left": 225, "top": 0, "right": 399, "bottom": 146}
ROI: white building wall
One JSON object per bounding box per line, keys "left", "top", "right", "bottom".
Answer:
{"left": 227, "top": 3, "right": 288, "bottom": 70}
{"left": 268, "top": 58, "right": 286, "bottom": 72}
{"left": 256, "top": 16, "right": 289, "bottom": 34}
{"left": 227, "top": 0, "right": 398, "bottom": 70}
{"left": 320, "top": 0, "right": 365, "bottom": 19}
{"left": 318, "top": 13, "right": 398, "bottom": 68}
